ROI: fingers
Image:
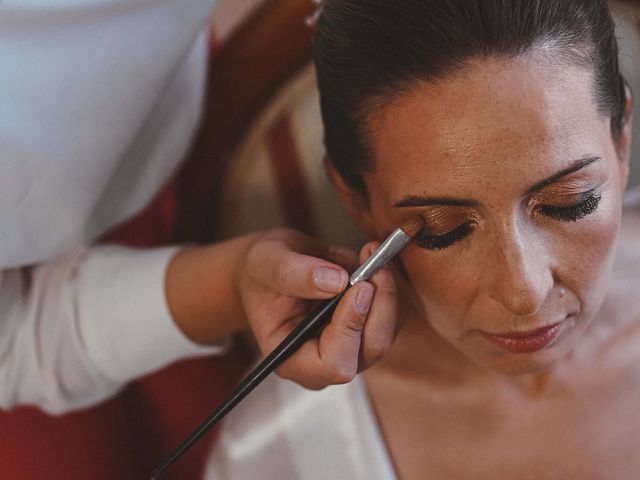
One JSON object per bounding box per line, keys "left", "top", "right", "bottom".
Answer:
{"left": 247, "top": 232, "right": 358, "bottom": 299}
{"left": 248, "top": 233, "right": 397, "bottom": 390}
{"left": 274, "top": 281, "right": 374, "bottom": 390}
{"left": 273, "top": 241, "right": 397, "bottom": 389}
{"left": 357, "top": 242, "right": 398, "bottom": 370}
{"left": 316, "top": 282, "right": 374, "bottom": 382}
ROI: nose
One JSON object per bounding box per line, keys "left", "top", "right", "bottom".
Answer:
{"left": 483, "top": 222, "right": 553, "bottom": 318}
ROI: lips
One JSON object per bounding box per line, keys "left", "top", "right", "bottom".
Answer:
{"left": 481, "top": 323, "right": 562, "bottom": 354}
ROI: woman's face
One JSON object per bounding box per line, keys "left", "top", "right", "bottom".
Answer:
{"left": 355, "top": 53, "right": 630, "bottom": 375}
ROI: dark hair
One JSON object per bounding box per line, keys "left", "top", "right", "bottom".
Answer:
{"left": 313, "top": 0, "right": 627, "bottom": 194}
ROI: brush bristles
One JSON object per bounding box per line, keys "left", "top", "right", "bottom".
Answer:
{"left": 399, "top": 215, "right": 425, "bottom": 238}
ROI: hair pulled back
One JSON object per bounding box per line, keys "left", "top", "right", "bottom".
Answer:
{"left": 313, "top": 0, "right": 627, "bottom": 193}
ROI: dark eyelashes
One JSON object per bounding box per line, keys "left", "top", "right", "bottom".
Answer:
{"left": 539, "top": 190, "right": 602, "bottom": 222}
{"left": 413, "top": 191, "right": 602, "bottom": 252}
{"left": 414, "top": 223, "right": 474, "bottom": 251}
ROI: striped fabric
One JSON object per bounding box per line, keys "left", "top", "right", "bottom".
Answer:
{"left": 217, "top": 65, "right": 364, "bottom": 249}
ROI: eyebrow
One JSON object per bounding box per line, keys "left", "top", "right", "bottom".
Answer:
{"left": 393, "top": 155, "right": 601, "bottom": 208}
{"left": 524, "top": 155, "right": 601, "bottom": 195}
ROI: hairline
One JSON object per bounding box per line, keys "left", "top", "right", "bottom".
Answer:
{"left": 351, "top": 45, "right": 607, "bottom": 191}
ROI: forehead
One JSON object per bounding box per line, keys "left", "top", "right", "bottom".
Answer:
{"left": 366, "top": 53, "right": 609, "bottom": 198}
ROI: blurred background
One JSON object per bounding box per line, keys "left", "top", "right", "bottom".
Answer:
{"left": 211, "top": 0, "right": 260, "bottom": 40}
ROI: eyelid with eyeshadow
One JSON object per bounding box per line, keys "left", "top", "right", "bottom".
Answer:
{"left": 412, "top": 207, "right": 480, "bottom": 251}
{"left": 413, "top": 221, "right": 475, "bottom": 251}
{"left": 420, "top": 207, "right": 479, "bottom": 234}
{"left": 528, "top": 178, "right": 600, "bottom": 203}
{"left": 525, "top": 177, "right": 603, "bottom": 215}
{"left": 413, "top": 188, "right": 602, "bottom": 252}
{"left": 536, "top": 189, "right": 602, "bottom": 222}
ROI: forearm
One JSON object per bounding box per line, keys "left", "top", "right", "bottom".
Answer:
{"left": 166, "top": 233, "right": 261, "bottom": 344}
{"left": 1, "top": 245, "right": 219, "bottom": 414}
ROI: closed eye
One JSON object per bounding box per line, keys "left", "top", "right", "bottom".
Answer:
{"left": 539, "top": 190, "right": 602, "bottom": 222}
{"left": 413, "top": 223, "right": 474, "bottom": 251}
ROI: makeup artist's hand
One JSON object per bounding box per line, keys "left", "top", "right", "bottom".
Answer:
{"left": 166, "top": 229, "right": 399, "bottom": 389}
{"left": 238, "top": 229, "right": 399, "bottom": 390}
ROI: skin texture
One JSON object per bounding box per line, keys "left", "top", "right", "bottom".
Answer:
{"left": 331, "top": 52, "right": 640, "bottom": 478}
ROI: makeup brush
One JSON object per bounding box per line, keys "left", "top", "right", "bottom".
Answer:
{"left": 151, "top": 216, "right": 425, "bottom": 479}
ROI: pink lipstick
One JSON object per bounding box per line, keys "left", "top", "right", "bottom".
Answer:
{"left": 482, "top": 323, "right": 562, "bottom": 354}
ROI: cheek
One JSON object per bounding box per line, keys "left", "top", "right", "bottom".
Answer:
{"left": 397, "top": 191, "right": 622, "bottom": 334}
{"left": 399, "top": 246, "right": 478, "bottom": 331}
{"left": 555, "top": 190, "right": 622, "bottom": 315}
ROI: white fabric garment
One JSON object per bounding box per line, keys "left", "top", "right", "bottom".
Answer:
{"left": 205, "top": 187, "right": 640, "bottom": 480}
{"left": 0, "top": 0, "right": 223, "bottom": 414}
{"left": 204, "top": 374, "right": 397, "bottom": 480}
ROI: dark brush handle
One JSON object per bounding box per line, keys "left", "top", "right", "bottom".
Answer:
{"left": 151, "top": 290, "right": 347, "bottom": 479}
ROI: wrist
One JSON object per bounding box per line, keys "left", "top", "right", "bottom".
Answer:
{"left": 165, "top": 233, "right": 261, "bottom": 345}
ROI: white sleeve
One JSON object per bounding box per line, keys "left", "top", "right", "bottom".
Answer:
{"left": 0, "top": 245, "right": 224, "bottom": 415}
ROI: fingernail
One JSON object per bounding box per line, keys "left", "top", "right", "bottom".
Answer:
{"left": 315, "top": 267, "right": 347, "bottom": 293}
{"left": 355, "top": 283, "right": 374, "bottom": 315}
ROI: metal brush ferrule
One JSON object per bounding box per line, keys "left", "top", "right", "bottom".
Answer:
{"left": 349, "top": 228, "right": 410, "bottom": 285}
